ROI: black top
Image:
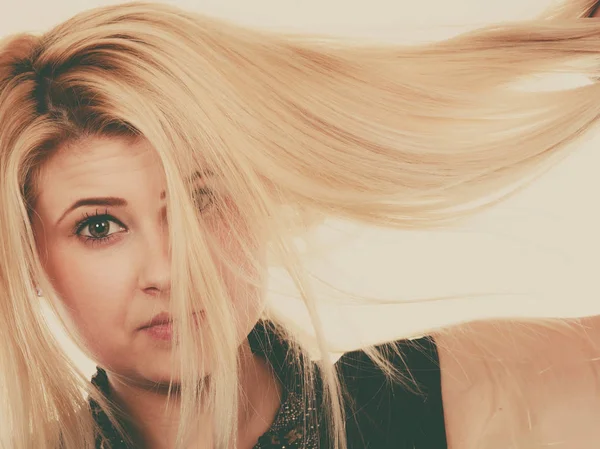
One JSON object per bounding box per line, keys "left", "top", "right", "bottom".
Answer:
{"left": 89, "top": 321, "right": 448, "bottom": 449}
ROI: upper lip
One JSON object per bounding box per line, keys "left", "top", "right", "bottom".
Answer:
{"left": 140, "top": 311, "right": 202, "bottom": 329}
{"left": 141, "top": 312, "right": 172, "bottom": 329}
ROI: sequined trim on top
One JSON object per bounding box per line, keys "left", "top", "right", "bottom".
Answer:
{"left": 253, "top": 387, "right": 319, "bottom": 449}
{"left": 89, "top": 368, "right": 130, "bottom": 449}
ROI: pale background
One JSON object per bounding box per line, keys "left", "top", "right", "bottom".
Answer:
{"left": 2, "top": 0, "right": 600, "bottom": 372}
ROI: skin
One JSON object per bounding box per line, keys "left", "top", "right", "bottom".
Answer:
{"left": 31, "top": 136, "right": 281, "bottom": 449}
{"left": 436, "top": 317, "right": 600, "bottom": 448}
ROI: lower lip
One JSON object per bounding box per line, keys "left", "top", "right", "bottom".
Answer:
{"left": 142, "top": 314, "right": 202, "bottom": 341}
{"left": 143, "top": 323, "right": 174, "bottom": 340}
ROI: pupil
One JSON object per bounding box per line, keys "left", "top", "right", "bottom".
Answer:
{"left": 89, "top": 220, "right": 109, "bottom": 238}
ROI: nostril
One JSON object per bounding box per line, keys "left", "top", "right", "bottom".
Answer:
{"left": 143, "top": 286, "right": 163, "bottom": 296}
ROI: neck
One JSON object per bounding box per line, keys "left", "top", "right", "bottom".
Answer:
{"left": 106, "top": 339, "right": 282, "bottom": 449}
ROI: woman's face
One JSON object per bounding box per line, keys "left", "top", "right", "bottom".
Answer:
{"left": 31, "top": 136, "right": 265, "bottom": 384}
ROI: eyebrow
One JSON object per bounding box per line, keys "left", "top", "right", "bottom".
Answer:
{"left": 55, "top": 197, "right": 127, "bottom": 226}
{"left": 55, "top": 170, "right": 211, "bottom": 227}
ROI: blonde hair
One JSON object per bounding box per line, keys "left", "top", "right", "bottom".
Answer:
{"left": 2, "top": 1, "right": 600, "bottom": 448}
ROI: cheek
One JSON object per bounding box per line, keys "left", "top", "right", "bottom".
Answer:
{"left": 208, "top": 208, "right": 267, "bottom": 336}
{"left": 41, "top": 240, "right": 137, "bottom": 352}
{"left": 222, "top": 242, "right": 265, "bottom": 319}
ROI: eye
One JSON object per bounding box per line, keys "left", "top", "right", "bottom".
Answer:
{"left": 79, "top": 217, "right": 124, "bottom": 239}
{"left": 74, "top": 210, "right": 127, "bottom": 244}
{"left": 192, "top": 187, "right": 214, "bottom": 212}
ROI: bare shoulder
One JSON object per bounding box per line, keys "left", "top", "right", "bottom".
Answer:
{"left": 432, "top": 316, "right": 600, "bottom": 449}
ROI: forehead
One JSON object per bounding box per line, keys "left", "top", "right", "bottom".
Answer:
{"left": 34, "top": 137, "right": 166, "bottom": 211}
{"left": 38, "top": 137, "right": 164, "bottom": 192}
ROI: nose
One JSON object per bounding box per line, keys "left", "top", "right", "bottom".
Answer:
{"left": 138, "top": 221, "right": 171, "bottom": 296}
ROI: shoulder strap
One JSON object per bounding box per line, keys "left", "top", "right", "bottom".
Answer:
{"left": 335, "top": 336, "right": 448, "bottom": 449}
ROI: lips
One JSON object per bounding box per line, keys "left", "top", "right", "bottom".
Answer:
{"left": 143, "top": 322, "right": 174, "bottom": 340}
{"left": 140, "top": 311, "right": 172, "bottom": 329}
{"left": 140, "top": 311, "right": 203, "bottom": 329}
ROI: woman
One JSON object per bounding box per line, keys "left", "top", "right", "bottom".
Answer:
{"left": 2, "top": 1, "right": 600, "bottom": 448}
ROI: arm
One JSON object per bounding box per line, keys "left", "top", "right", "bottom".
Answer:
{"left": 436, "top": 5, "right": 600, "bottom": 447}
{"left": 434, "top": 317, "right": 600, "bottom": 449}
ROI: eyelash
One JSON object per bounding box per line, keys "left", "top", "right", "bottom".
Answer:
{"left": 193, "top": 187, "right": 215, "bottom": 211}
{"left": 72, "top": 209, "right": 127, "bottom": 247}
{"left": 71, "top": 189, "right": 215, "bottom": 248}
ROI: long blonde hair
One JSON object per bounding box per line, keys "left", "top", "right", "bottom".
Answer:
{"left": 2, "top": 1, "right": 600, "bottom": 448}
